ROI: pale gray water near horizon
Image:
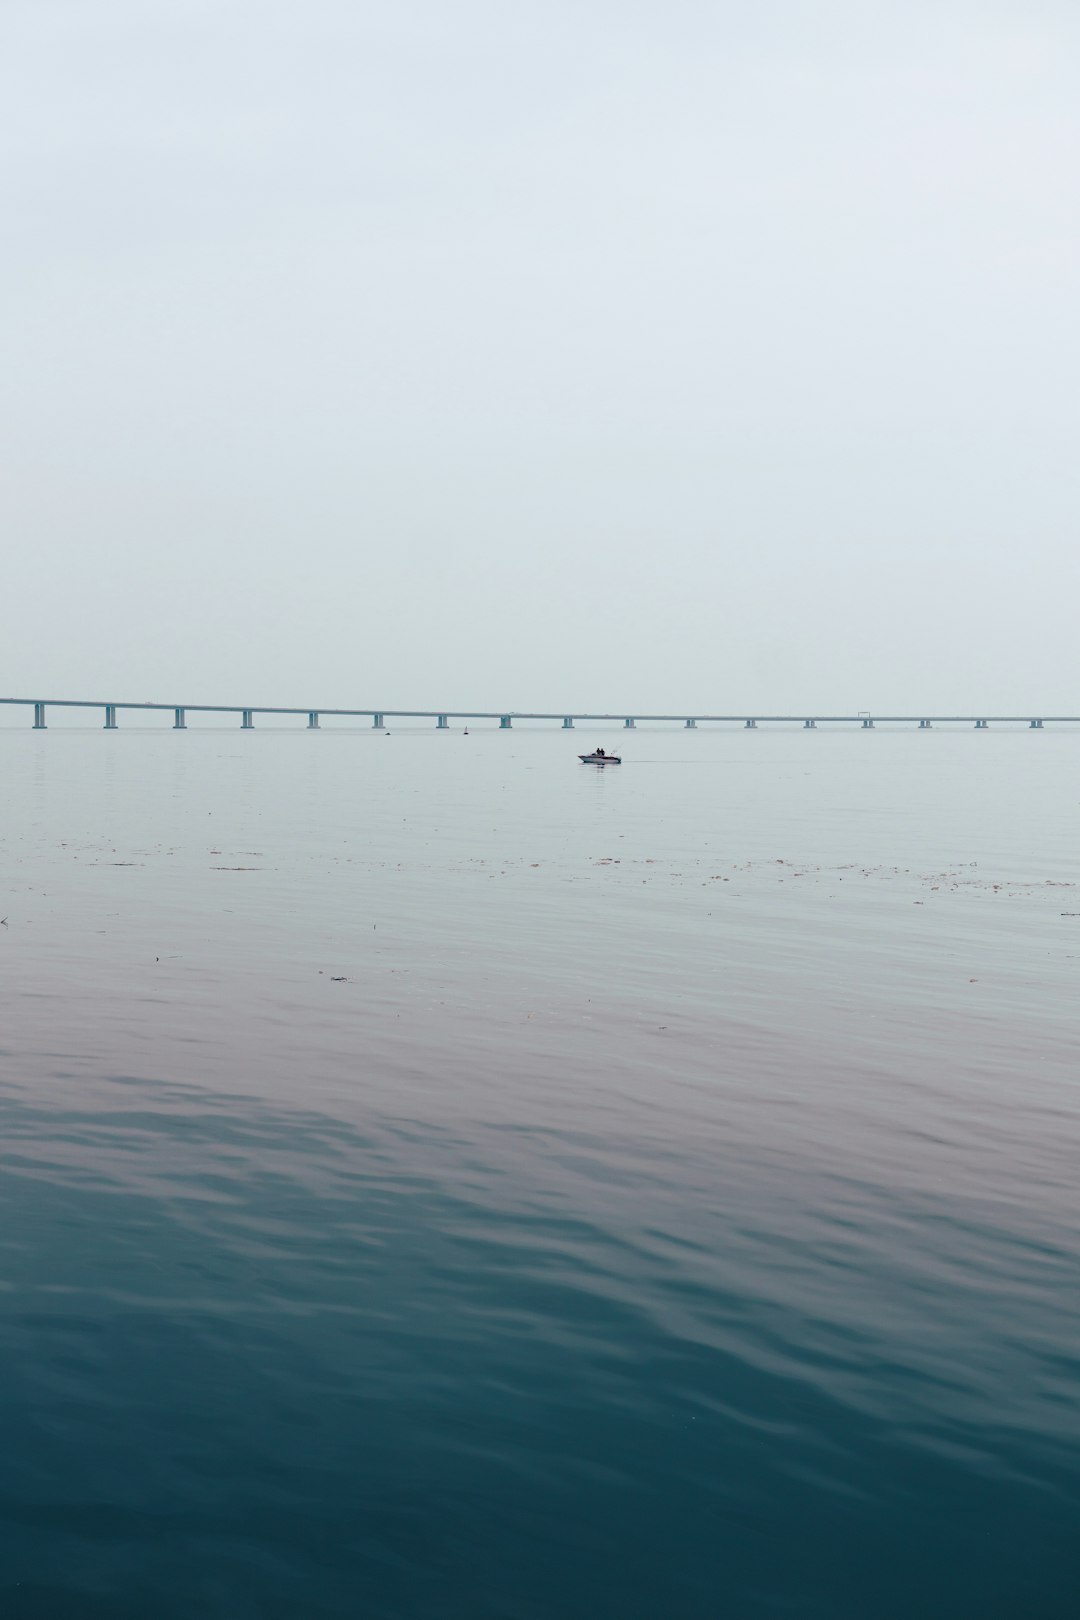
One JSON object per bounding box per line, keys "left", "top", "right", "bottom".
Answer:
{"left": 1, "top": 726, "right": 1078, "bottom": 1617}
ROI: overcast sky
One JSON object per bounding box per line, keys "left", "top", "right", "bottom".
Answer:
{"left": 3, "top": 0, "right": 1078, "bottom": 712}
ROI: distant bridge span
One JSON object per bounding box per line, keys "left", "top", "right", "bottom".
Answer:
{"left": 0, "top": 700, "right": 1072, "bottom": 730}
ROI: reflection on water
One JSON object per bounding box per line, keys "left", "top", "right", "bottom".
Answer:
{"left": 1, "top": 728, "right": 1078, "bottom": 1617}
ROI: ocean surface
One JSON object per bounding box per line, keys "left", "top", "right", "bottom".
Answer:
{"left": 1, "top": 722, "right": 1078, "bottom": 1619}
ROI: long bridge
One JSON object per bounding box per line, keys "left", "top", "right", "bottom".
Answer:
{"left": 0, "top": 699, "right": 1072, "bottom": 730}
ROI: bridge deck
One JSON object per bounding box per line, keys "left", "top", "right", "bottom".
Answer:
{"left": 1, "top": 699, "right": 1075, "bottom": 726}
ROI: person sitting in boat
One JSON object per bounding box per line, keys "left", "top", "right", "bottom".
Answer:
{"left": 595, "top": 747, "right": 605, "bottom": 757}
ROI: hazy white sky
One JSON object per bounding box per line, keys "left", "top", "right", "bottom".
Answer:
{"left": 3, "top": 0, "right": 1078, "bottom": 711}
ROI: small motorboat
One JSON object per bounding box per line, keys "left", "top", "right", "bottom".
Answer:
{"left": 579, "top": 752, "right": 622, "bottom": 765}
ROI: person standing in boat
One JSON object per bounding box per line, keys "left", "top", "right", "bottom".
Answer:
{"left": 595, "top": 747, "right": 605, "bottom": 757}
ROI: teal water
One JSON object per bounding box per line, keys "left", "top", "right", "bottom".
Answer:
{"left": 1, "top": 726, "right": 1078, "bottom": 1617}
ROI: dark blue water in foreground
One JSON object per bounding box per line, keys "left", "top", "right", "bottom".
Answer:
{"left": 1, "top": 727, "right": 1078, "bottom": 1617}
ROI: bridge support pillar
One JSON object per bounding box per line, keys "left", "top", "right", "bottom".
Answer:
{"left": 104, "top": 705, "right": 117, "bottom": 729}
{"left": 562, "top": 717, "right": 574, "bottom": 728}
{"left": 685, "top": 718, "right": 696, "bottom": 728}
{"left": 744, "top": 718, "right": 756, "bottom": 728}
{"left": 500, "top": 716, "right": 512, "bottom": 728}
{"left": 862, "top": 719, "right": 875, "bottom": 728}
{"left": 804, "top": 719, "right": 816, "bottom": 728}
{"left": 1030, "top": 718, "right": 1044, "bottom": 728}
{"left": 33, "top": 703, "right": 46, "bottom": 729}
{"left": 174, "top": 708, "right": 186, "bottom": 729}
{"left": 242, "top": 710, "right": 254, "bottom": 729}
{"left": 437, "top": 715, "right": 448, "bottom": 728}
{"left": 975, "top": 719, "right": 988, "bottom": 728}
{"left": 308, "top": 712, "right": 319, "bottom": 729}
{"left": 372, "top": 714, "right": 384, "bottom": 728}
{"left": 918, "top": 719, "right": 931, "bottom": 728}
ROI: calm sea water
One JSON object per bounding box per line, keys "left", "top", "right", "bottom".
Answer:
{"left": 1, "top": 724, "right": 1078, "bottom": 1618}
